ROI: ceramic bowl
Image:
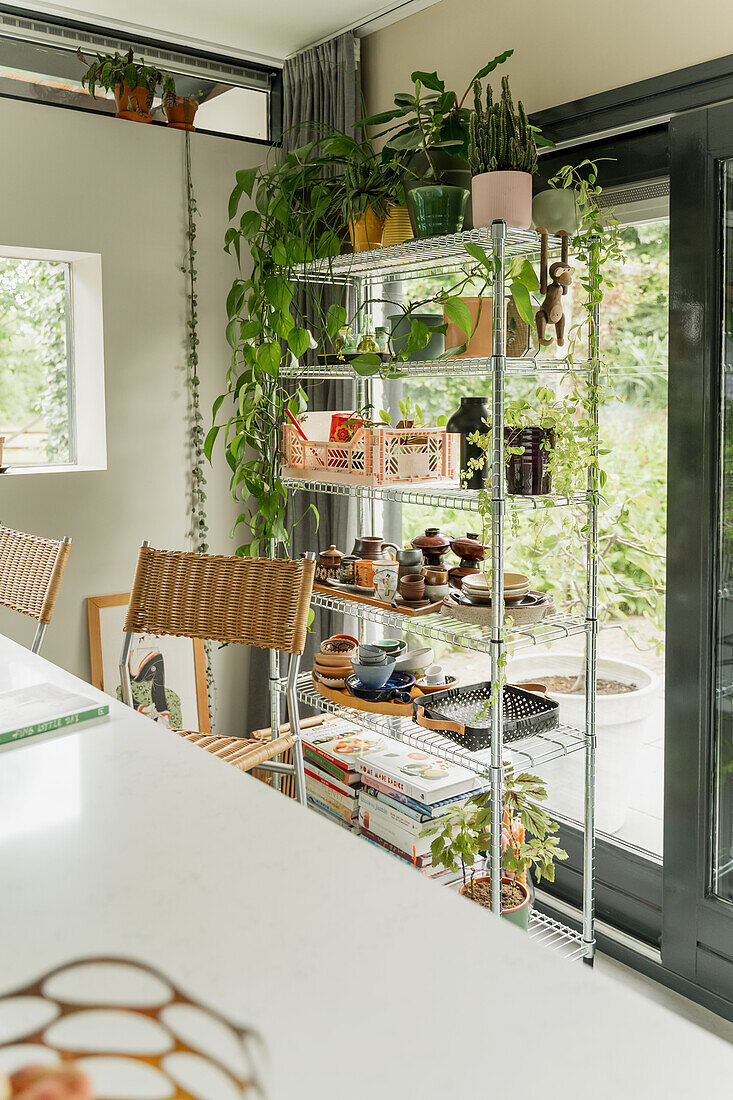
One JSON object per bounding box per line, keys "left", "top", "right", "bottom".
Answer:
{"left": 416, "top": 674, "right": 458, "bottom": 695}
{"left": 316, "top": 649, "right": 357, "bottom": 668}
{"left": 314, "top": 670, "right": 348, "bottom": 689}
{"left": 395, "top": 646, "right": 434, "bottom": 673}
{"left": 358, "top": 644, "right": 388, "bottom": 664}
{"left": 425, "top": 583, "right": 450, "bottom": 601}
{"left": 320, "top": 637, "right": 358, "bottom": 658}
{"left": 331, "top": 633, "right": 359, "bottom": 647}
{"left": 504, "top": 571, "right": 530, "bottom": 590}
{"left": 373, "top": 638, "right": 407, "bottom": 656}
{"left": 346, "top": 671, "right": 415, "bottom": 703}
{"left": 313, "top": 660, "right": 353, "bottom": 680}
{"left": 350, "top": 658, "right": 396, "bottom": 689}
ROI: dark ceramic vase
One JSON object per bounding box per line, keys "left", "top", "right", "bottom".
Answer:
{"left": 505, "top": 427, "right": 555, "bottom": 496}
{"left": 446, "top": 397, "right": 490, "bottom": 490}
{"left": 388, "top": 312, "right": 445, "bottom": 362}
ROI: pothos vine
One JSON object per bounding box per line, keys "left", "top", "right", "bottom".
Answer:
{"left": 183, "top": 131, "right": 215, "bottom": 723}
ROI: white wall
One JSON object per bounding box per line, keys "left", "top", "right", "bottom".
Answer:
{"left": 0, "top": 96, "right": 264, "bottom": 735}
{"left": 362, "top": 0, "right": 733, "bottom": 118}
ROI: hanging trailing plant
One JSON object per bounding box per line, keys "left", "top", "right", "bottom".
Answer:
{"left": 207, "top": 143, "right": 350, "bottom": 555}
{"left": 183, "top": 132, "right": 214, "bottom": 719}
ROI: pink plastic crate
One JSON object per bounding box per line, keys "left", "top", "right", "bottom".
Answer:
{"left": 282, "top": 412, "right": 459, "bottom": 487}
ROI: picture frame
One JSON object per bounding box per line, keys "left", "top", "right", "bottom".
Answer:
{"left": 86, "top": 593, "right": 210, "bottom": 733}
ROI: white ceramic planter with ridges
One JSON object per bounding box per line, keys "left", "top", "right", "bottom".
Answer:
{"left": 471, "top": 170, "right": 533, "bottom": 230}
{"left": 508, "top": 653, "right": 659, "bottom": 835}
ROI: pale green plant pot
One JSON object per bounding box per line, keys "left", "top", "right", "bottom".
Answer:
{"left": 532, "top": 187, "right": 579, "bottom": 235}
{"left": 406, "top": 185, "right": 469, "bottom": 238}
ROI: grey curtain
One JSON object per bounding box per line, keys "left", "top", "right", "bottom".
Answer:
{"left": 246, "top": 33, "right": 360, "bottom": 732}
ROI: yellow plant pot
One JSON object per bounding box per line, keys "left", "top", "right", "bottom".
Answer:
{"left": 348, "top": 208, "right": 385, "bottom": 252}
{"left": 381, "top": 204, "right": 414, "bottom": 247}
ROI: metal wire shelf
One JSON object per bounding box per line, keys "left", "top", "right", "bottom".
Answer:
{"left": 528, "top": 911, "right": 587, "bottom": 960}
{"left": 279, "top": 356, "right": 591, "bottom": 380}
{"left": 297, "top": 226, "right": 557, "bottom": 284}
{"left": 285, "top": 673, "right": 586, "bottom": 771}
{"left": 310, "top": 589, "right": 589, "bottom": 653}
{"left": 285, "top": 478, "right": 588, "bottom": 513}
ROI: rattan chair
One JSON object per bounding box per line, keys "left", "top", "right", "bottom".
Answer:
{"left": 119, "top": 541, "right": 315, "bottom": 804}
{"left": 0, "top": 524, "right": 72, "bottom": 653}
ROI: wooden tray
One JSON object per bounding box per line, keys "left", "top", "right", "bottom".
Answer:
{"left": 312, "top": 674, "right": 425, "bottom": 717}
{"left": 314, "top": 583, "right": 442, "bottom": 616}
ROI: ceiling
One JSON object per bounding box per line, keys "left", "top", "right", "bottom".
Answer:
{"left": 11, "top": 0, "right": 440, "bottom": 65}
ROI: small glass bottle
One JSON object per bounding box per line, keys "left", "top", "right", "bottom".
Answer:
{"left": 357, "top": 313, "right": 379, "bottom": 353}
{"left": 375, "top": 325, "right": 389, "bottom": 354}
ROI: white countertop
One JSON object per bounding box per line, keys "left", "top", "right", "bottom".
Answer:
{"left": 0, "top": 633, "right": 730, "bottom": 1097}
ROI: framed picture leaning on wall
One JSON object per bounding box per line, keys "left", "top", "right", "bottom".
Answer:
{"left": 86, "top": 593, "right": 210, "bottom": 733}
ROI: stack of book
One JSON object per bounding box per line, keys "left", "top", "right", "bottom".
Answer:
{"left": 356, "top": 743, "right": 483, "bottom": 880}
{"left": 301, "top": 718, "right": 387, "bottom": 829}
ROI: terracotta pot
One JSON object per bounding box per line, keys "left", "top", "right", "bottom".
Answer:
{"left": 444, "top": 296, "right": 529, "bottom": 360}
{"left": 164, "top": 95, "right": 198, "bottom": 131}
{"left": 459, "top": 875, "right": 531, "bottom": 930}
{"left": 114, "top": 82, "right": 153, "bottom": 123}
{"left": 381, "top": 204, "right": 413, "bottom": 247}
{"left": 348, "top": 208, "right": 385, "bottom": 252}
{"left": 411, "top": 528, "right": 451, "bottom": 567}
{"left": 471, "top": 170, "right": 533, "bottom": 230}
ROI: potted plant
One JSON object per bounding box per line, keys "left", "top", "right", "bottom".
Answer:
{"left": 423, "top": 767, "right": 567, "bottom": 928}
{"left": 77, "top": 46, "right": 162, "bottom": 123}
{"left": 320, "top": 132, "right": 402, "bottom": 251}
{"left": 161, "top": 75, "right": 199, "bottom": 131}
{"left": 359, "top": 53, "right": 513, "bottom": 237}
{"left": 468, "top": 75, "right": 542, "bottom": 229}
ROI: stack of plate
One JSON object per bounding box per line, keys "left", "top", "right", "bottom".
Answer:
{"left": 461, "top": 572, "right": 530, "bottom": 606}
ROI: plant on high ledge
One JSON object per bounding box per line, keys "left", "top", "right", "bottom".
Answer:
{"left": 423, "top": 766, "right": 567, "bottom": 928}
{"left": 161, "top": 74, "right": 201, "bottom": 131}
{"left": 468, "top": 75, "right": 542, "bottom": 230}
{"left": 77, "top": 46, "right": 162, "bottom": 123}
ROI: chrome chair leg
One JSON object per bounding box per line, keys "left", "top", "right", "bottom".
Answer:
{"left": 31, "top": 622, "right": 47, "bottom": 655}
{"left": 119, "top": 631, "right": 134, "bottom": 708}
{"left": 286, "top": 653, "right": 306, "bottom": 806}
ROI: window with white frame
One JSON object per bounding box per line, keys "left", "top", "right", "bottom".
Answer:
{"left": 0, "top": 247, "right": 105, "bottom": 471}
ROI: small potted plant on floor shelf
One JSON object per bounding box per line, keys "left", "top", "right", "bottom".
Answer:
{"left": 468, "top": 75, "right": 546, "bottom": 230}
{"left": 77, "top": 46, "right": 162, "bottom": 123}
{"left": 161, "top": 74, "right": 200, "bottom": 131}
{"left": 423, "top": 767, "right": 567, "bottom": 929}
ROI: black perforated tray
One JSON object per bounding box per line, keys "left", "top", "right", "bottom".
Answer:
{"left": 413, "top": 682, "right": 559, "bottom": 751}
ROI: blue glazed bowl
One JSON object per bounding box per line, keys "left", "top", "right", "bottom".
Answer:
{"left": 351, "top": 658, "right": 396, "bottom": 689}
{"left": 346, "top": 671, "right": 416, "bottom": 704}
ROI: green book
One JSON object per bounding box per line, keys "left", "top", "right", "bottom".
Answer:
{"left": 0, "top": 682, "right": 109, "bottom": 744}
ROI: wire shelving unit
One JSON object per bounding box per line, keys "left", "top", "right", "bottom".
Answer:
{"left": 271, "top": 222, "right": 599, "bottom": 964}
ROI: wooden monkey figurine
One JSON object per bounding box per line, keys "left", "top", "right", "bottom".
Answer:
{"left": 535, "top": 229, "right": 573, "bottom": 347}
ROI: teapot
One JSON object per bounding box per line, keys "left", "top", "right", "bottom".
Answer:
{"left": 351, "top": 535, "right": 399, "bottom": 561}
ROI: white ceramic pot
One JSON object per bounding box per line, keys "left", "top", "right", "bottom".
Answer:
{"left": 471, "top": 170, "right": 533, "bottom": 230}
{"left": 532, "top": 188, "right": 579, "bottom": 235}
{"left": 373, "top": 563, "right": 398, "bottom": 602}
{"left": 508, "top": 653, "right": 659, "bottom": 835}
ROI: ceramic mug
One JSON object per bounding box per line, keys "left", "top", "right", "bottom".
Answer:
{"left": 400, "top": 572, "right": 425, "bottom": 600}
{"left": 356, "top": 559, "right": 375, "bottom": 588}
{"left": 425, "top": 664, "right": 446, "bottom": 685}
{"left": 373, "top": 562, "right": 398, "bottom": 602}
{"left": 425, "top": 567, "right": 449, "bottom": 585}
{"left": 396, "top": 546, "right": 423, "bottom": 578}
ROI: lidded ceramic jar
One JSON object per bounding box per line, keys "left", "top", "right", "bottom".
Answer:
{"left": 449, "top": 532, "right": 486, "bottom": 565}
{"left": 316, "top": 544, "right": 344, "bottom": 582}
{"left": 411, "top": 527, "right": 451, "bottom": 567}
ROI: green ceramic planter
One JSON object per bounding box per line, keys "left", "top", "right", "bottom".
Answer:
{"left": 531, "top": 187, "right": 579, "bottom": 235}
{"left": 406, "top": 185, "right": 469, "bottom": 239}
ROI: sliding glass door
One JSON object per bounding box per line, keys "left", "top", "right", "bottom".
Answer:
{"left": 665, "top": 101, "right": 733, "bottom": 1002}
